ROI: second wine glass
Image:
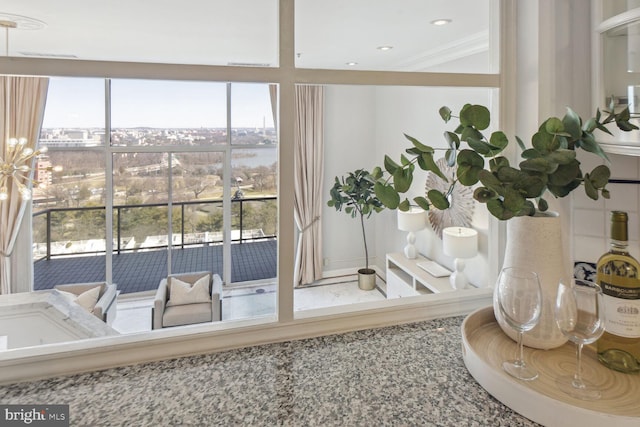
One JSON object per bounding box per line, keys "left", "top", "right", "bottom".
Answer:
{"left": 555, "top": 279, "right": 606, "bottom": 400}
{"left": 496, "top": 267, "right": 542, "bottom": 381}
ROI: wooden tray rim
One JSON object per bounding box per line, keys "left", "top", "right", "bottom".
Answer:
{"left": 461, "top": 306, "right": 639, "bottom": 427}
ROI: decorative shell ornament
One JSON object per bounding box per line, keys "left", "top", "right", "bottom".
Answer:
{"left": 425, "top": 157, "right": 474, "bottom": 238}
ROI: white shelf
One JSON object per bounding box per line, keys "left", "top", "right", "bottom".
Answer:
{"left": 385, "top": 252, "right": 456, "bottom": 299}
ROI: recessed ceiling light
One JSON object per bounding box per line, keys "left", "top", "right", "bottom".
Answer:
{"left": 377, "top": 46, "right": 393, "bottom": 51}
{"left": 431, "top": 19, "right": 452, "bottom": 26}
{"left": 346, "top": 61, "right": 358, "bottom": 66}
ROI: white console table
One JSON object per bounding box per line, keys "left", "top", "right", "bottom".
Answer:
{"left": 386, "top": 252, "right": 455, "bottom": 298}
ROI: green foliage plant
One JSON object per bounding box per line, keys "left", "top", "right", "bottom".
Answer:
{"left": 373, "top": 103, "right": 638, "bottom": 220}
{"left": 327, "top": 169, "right": 385, "bottom": 271}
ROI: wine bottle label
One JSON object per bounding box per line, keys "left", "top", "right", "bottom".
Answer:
{"left": 601, "top": 281, "right": 640, "bottom": 338}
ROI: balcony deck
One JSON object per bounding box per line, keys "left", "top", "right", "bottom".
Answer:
{"left": 34, "top": 239, "right": 277, "bottom": 294}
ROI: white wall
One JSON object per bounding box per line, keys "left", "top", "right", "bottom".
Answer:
{"left": 321, "top": 84, "right": 496, "bottom": 287}
{"left": 322, "top": 85, "right": 378, "bottom": 273}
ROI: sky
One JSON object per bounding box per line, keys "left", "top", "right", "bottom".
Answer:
{"left": 42, "top": 77, "right": 275, "bottom": 129}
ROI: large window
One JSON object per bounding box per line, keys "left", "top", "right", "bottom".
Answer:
{"left": 33, "top": 79, "right": 279, "bottom": 300}
{"left": 5, "top": 0, "right": 505, "bottom": 364}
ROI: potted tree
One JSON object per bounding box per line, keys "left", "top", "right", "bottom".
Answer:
{"left": 328, "top": 168, "right": 385, "bottom": 290}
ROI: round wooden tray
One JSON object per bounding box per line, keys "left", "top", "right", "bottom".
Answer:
{"left": 461, "top": 306, "right": 640, "bottom": 427}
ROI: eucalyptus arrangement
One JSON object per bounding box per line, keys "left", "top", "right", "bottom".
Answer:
{"left": 372, "top": 103, "right": 638, "bottom": 220}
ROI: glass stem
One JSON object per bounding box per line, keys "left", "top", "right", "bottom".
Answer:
{"left": 517, "top": 331, "right": 525, "bottom": 366}
{"left": 574, "top": 343, "right": 585, "bottom": 388}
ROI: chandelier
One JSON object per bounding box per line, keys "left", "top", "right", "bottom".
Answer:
{"left": 0, "top": 18, "right": 48, "bottom": 202}
{"left": 0, "top": 137, "right": 48, "bottom": 201}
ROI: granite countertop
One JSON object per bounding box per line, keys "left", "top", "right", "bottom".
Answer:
{"left": 0, "top": 315, "right": 538, "bottom": 426}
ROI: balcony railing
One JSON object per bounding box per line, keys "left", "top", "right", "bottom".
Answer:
{"left": 33, "top": 196, "right": 277, "bottom": 261}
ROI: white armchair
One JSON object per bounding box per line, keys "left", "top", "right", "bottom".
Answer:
{"left": 152, "top": 271, "right": 222, "bottom": 329}
{"left": 54, "top": 282, "right": 118, "bottom": 325}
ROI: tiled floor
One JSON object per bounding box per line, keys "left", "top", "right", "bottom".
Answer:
{"left": 112, "top": 276, "right": 387, "bottom": 334}
{"left": 34, "top": 239, "right": 277, "bottom": 293}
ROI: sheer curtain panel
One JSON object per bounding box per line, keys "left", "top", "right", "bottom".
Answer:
{"left": 0, "top": 76, "right": 49, "bottom": 294}
{"left": 293, "top": 85, "right": 324, "bottom": 286}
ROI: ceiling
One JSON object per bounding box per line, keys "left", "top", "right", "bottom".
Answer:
{"left": 0, "top": 0, "right": 493, "bottom": 72}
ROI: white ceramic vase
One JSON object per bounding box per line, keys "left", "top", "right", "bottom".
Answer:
{"left": 493, "top": 211, "right": 569, "bottom": 349}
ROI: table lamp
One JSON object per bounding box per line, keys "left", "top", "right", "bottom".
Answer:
{"left": 397, "top": 207, "right": 427, "bottom": 259}
{"left": 442, "top": 226, "right": 478, "bottom": 289}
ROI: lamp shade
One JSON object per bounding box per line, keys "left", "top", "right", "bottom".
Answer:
{"left": 397, "top": 207, "right": 426, "bottom": 232}
{"left": 442, "top": 227, "right": 478, "bottom": 259}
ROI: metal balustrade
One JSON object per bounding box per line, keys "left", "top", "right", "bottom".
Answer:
{"left": 32, "top": 196, "right": 277, "bottom": 261}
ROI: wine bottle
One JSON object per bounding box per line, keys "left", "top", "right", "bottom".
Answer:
{"left": 596, "top": 211, "right": 640, "bottom": 373}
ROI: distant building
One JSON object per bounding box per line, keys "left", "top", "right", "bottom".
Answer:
{"left": 34, "top": 156, "right": 53, "bottom": 186}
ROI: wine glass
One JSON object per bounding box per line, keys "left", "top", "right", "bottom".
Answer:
{"left": 496, "top": 267, "right": 542, "bottom": 381}
{"left": 554, "top": 279, "right": 605, "bottom": 400}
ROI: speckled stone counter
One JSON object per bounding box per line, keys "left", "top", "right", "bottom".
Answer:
{"left": 0, "top": 316, "right": 538, "bottom": 426}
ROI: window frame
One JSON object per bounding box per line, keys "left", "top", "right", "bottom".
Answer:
{"left": 0, "top": 0, "right": 515, "bottom": 383}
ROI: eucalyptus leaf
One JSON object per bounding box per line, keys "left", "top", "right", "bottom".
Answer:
{"left": 486, "top": 199, "right": 514, "bottom": 221}
{"left": 456, "top": 150, "right": 484, "bottom": 186}
{"left": 419, "top": 152, "right": 448, "bottom": 182}
{"left": 427, "top": 189, "right": 450, "bottom": 210}
{"left": 562, "top": 108, "right": 582, "bottom": 139}
{"left": 617, "top": 119, "right": 639, "bottom": 132}
{"left": 548, "top": 161, "right": 581, "bottom": 186}
{"left": 589, "top": 164, "right": 610, "bottom": 188}
{"left": 445, "top": 149, "right": 456, "bottom": 167}
{"left": 404, "top": 133, "right": 434, "bottom": 153}
{"left": 520, "top": 157, "right": 558, "bottom": 174}
{"left": 439, "top": 106, "right": 452, "bottom": 122}
{"left": 489, "top": 156, "right": 510, "bottom": 172}
{"left": 514, "top": 175, "right": 546, "bottom": 198}
{"left": 532, "top": 128, "right": 558, "bottom": 153}
{"left": 547, "top": 179, "right": 581, "bottom": 198}
{"left": 545, "top": 117, "right": 565, "bottom": 135}
{"left": 478, "top": 169, "right": 502, "bottom": 191}
{"left": 459, "top": 104, "right": 490, "bottom": 130}
{"left": 461, "top": 126, "right": 485, "bottom": 144}
{"left": 595, "top": 122, "right": 613, "bottom": 136}
{"left": 489, "top": 131, "right": 509, "bottom": 152}
{"left": 374, "top": 182, "right": 399, "bottom": 209}
{"left": 413, "top": 196, "right": 431, "bottom": 211}
{"left": 584, "top": 174, "right": 598, "bottom": 200}
{"left": 392, "top": 167, "right": 412, "bottom": 193}
{"left": 444, "top": 131, "right": 460, "bottom": 150}
{"left": 466, "top": 137, "right": 492, "bottom": 155}
{"left": 545, "top": 149, "right": 576, "bottom": 165}
{"left": 584, "top": 117, "right": 597, "bottom": 133}
{"left": 521, "top": 148, "right": 541, "bottom": 159}
{"left": 503, "top": 187, "right": 525, "bottom": 213}
{"left": 473, "top": 186, "right": 498, "bottom": 202}
{"left": 384, "top": 155, "right": 399, "bottom": 174}
{"left": 579, "top": 133, "right": 609, "bottom": 161}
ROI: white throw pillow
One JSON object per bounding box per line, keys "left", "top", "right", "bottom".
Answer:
{"left": 74, "top": 286, "right": 101, "bottom": 313}
{"left": 167, "top": 275, "right": 211, "bottom": 307}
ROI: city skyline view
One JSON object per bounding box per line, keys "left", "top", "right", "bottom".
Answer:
{"left": 42, "top": 78, "right": 276, "bottom": 129}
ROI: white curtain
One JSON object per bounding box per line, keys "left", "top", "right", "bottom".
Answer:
{"left": 0, "top": 76, "right": 49, "bottom": 294}
{"left": 293, "top": 85, "right": 324, "bottom": 287}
